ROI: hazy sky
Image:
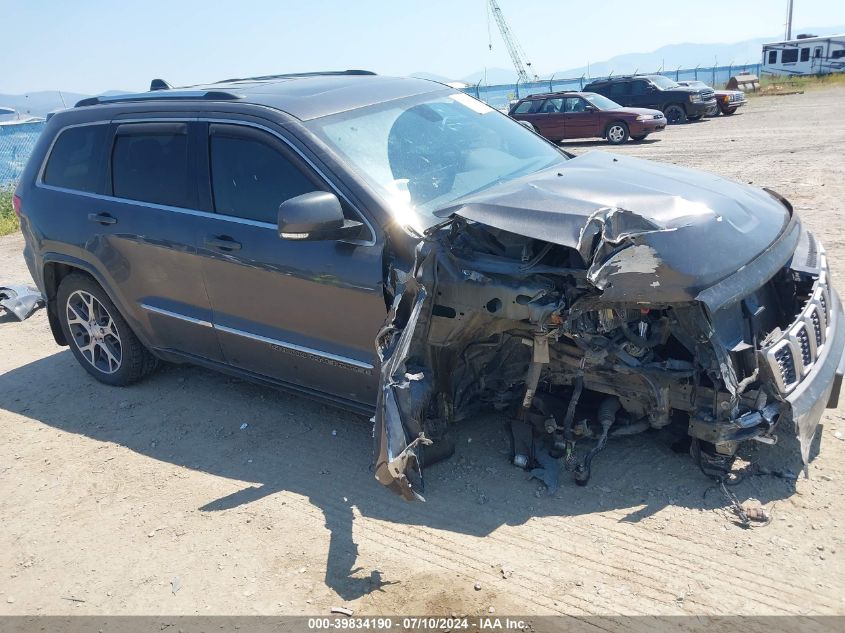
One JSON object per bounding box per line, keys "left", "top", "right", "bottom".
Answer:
{"left": 3, "top": 0, "right": 844, "bottom": 94}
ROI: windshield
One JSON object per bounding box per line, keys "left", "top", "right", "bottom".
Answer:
{"left": 650, "top": 76, "right": 680, "bottom": 90}
{"left": 679, "top": 80, "right": 706, "bottom": 89}
{"left": 304, "top": 92, "right": 567, "bottom": 233}
{"left": 582, "top": 93, "right": 622, "bottom": 110}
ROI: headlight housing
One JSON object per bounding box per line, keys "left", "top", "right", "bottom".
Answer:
{"left": 689, "top": 94, "right": 702, "bottom": 103}
{"left": 636, "top": 114, "right": 652, "bottom": 121}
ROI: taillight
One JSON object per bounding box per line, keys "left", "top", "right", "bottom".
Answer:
{"left": 12, "top": 194, "right": 22, "bottom": 218}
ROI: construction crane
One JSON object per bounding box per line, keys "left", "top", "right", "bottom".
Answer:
{"left": 487, "top": 0, "right": 539, "bottom": 83}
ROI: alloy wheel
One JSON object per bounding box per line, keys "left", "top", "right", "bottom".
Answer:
{"left": 607, "top": 125, "right": 626, "bottom": 143}
{"left": 65, "top": 289, "right": 122, "bottom": 374}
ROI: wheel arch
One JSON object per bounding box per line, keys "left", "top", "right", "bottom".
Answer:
{"left": 42, "top": 254, "right": 147, "bottom": 350}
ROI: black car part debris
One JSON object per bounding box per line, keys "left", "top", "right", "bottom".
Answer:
{"left": 0, "top": 284, "right": 45, "bottom": 321}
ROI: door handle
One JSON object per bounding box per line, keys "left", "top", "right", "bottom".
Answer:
{"left": 204, "top": 236, "right": 242, "bottom": 252}
{"left": 87, "top": 213, "right": 117, "bottom": 225}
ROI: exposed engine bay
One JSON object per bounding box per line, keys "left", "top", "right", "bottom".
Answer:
{"left": 373, "top": 202, "right": 839, "bottom": 501}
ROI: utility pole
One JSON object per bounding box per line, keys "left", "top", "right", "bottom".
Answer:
{"left": 785, "top": 0, "right": 794, "bottom": 40}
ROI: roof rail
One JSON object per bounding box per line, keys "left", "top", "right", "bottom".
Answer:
{"left": 213, "top": 69, "right": 377, "bottom": 84}
{"left": 75, "top": 90, "right": 242, "bottom": 108}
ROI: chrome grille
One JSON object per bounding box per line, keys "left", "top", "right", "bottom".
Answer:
{"left": 773, "top": 342, "right": 798, "bottom": 388}
{"left": 763, "top": 249, "right": 831, "bottom": 393}
{"left": 796, "top": 326, "right": 812, "bottom": 366}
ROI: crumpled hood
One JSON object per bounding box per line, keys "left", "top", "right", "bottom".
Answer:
{"left": 439, "top": 151, "right": 791, "bottom": 302}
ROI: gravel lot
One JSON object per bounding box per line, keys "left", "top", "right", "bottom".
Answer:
{"left": 1, "top": 87, "right": 844, "bottom": 617}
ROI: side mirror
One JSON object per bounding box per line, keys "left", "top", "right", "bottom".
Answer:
{"left": 584, "top": 104, "right": 598, "bottom": 112}
{"left": 278, "top": 191, "right": 363, "bottom": 241}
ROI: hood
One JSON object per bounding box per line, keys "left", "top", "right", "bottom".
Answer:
{"left": 615, "top": 107, "right": 664, "bottom": 117}
{"left": 438, "top": 151, "right": 791, "bottom": 302}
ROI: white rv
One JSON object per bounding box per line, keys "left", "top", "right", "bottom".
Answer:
{"left": 761, "top": 34, "right": 845, "bottom": 76}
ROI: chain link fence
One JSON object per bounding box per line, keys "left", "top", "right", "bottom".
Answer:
{"left": 462, "top": 63, "right": 763, "bottom": 111}
{"left": 0, "top": 120, "right": 46, "bottom": 188}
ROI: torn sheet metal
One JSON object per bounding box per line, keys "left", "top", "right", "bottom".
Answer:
{"left": 372, "top": 242, "right": 438, "bottom": 501}
{"left": 0, "top": 284, "right": 44, "bottom": 321}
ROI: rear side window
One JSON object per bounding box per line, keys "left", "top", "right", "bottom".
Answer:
{"left": 209, "top": 128, "right": 319, "bottom": 224}
{"left": 111, "top": 123, "right": 190, "bottom": 208}
{"left": 800, "top": 47, "right": 810, "bottom": 62}
{"left": 43, "top": 125, "right": 107, "bottom": 193}
{"left": 513, "top": 100, "right": 534, "bottom": 114}
{"left": 768, "top": 50, "right": 777, "bottom": 64}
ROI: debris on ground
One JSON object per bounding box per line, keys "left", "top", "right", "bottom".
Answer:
{"left": 0, "top": 284, "right": 44, "bottom": 321}
{"left": 239, "top": 423, "right": 249, "bottom": 430}
{"left": 330, "top": 606, "right": 354, "bottom": 617}
{"left": 171, "top": 577, "right": 182, "bottom": 595}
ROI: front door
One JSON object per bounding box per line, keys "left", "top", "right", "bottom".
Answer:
{"left": 194, "top": 122, "right": 385, "bottom": 406}
{"left": 561, "top": 97, "right": 600, "bottom": 139}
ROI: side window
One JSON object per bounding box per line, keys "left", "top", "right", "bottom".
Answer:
{"left": 609, "top": 82, "right": 628, "bottom": 97}
{"left": 768, "top": 50, "right": 778, "bottom": 64}
{"left": 538, "top": 98, "right": 563, "bottom": 113}
{"left": 800, "top": 47, "right": 810, "bottom": 62}
{"left": 563, "top": 97, "right": 586, "bottom": 113}
{"left": 782, "top": 49, "right": 799, "bottom": 63}
{"left": 513, "top": 100, "right": 534, "bottom": 114}
{"left": 814, "top": 47, "right": 822, "bottom": 58}
{"left": 209, "top": 127, "right": 319, "bottom": 224}
{"left": 630, "top": 80, "right": 650, "bottom": 96}
{"left": 42, "top": 124, "right": 107, "bottom": 193}
{"left": 111, "top": 123, "right": 190, "bottom": 208}
{"left": 833, "top": 50, "right": 845, "bottom": 59}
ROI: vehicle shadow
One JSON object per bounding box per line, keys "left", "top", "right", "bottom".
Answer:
{"left": 559, "top": 138, "right": 661, "bottom": 149}
{"left": 0, "top": 350, "right": 821, "bottom": 601}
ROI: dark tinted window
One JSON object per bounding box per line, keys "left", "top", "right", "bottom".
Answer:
{"left": 210, "top": 132, "right": 318, "bottom": 224}
{"left": 833, "top": 50, "right": 845, "bottom": 59}
{"left": 768, "top": 50, "right": 778, "bottom": 64}
{"left": 782, "top": 49, "right": 799, "bottom": 63}
{"left": 43, "top": 125, "right": 107, "bottom": 193}
{"left": 513, "top": 100, "right": 534, "bottom": 114}
{"left": 609, "top": 82, "right": 628, "bottom": 97}
{"left": 800, "top": 47, "right": 810, "bottom": 62}
{"left": 630, "top": 80, "right": 650, "bottom": 95}
{"left": 112, "top": 127, "right": 189, "bottom": 207}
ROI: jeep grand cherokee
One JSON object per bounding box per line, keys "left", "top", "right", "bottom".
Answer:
{"left": 14, "top": 71, "right": 845, "bottom": 500}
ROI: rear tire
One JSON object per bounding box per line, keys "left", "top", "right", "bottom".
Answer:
{"left": 663, "top": 104, "right": 687, "bottom": 124}
{"left": 605, "top": 121, "right": 629, "bottom": 145}
{"left": 57, "top": 273, "right": 158, "bottom": 386}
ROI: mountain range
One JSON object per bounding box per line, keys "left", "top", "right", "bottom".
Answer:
{"left": 4, "top": 25, "right": 844, "bottom": 116}
{"left": 414, "top": 25, "right": 845, "bottom": 85}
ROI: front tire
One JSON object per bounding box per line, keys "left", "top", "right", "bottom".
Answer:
{"left": 57, "top": 273, "right": 158, "bottom": 386}
{"left": 663, "top": 104, "right": 687, "bottom": 124}
{"left": 606, "top": 121, "right": 629, "bottom": 145}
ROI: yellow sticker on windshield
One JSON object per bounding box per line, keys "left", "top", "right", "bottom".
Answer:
{"left": 449, "top": 93, "right": 494, "bottom": 114}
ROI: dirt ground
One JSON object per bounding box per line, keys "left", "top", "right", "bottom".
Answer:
{"left": 1, "top": 87, "right": 844, "bottom": 618}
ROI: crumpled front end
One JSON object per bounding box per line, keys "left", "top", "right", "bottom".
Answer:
{"left": 372, "top": 163, "right": 845, "bottom": 500}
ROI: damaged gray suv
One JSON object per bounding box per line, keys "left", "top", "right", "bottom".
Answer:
{"left": 15, "top": 71, "right": 845, "bottom": 501}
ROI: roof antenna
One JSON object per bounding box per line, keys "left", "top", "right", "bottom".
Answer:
{"left": 150, "top": 79, "right": 173, "bottom": 91}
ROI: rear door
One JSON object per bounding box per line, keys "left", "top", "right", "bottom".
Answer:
{"left": 533, "top": 98, "right": 566, "bottom": 140}
{"left": 68, "top": 117, "right": 222, "bottom": 360}
{"left": 561, "top": 97, "right": 600, "bottom": 139}
{"left": 195, "top": 121, "right": 384, "bottom": 406}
